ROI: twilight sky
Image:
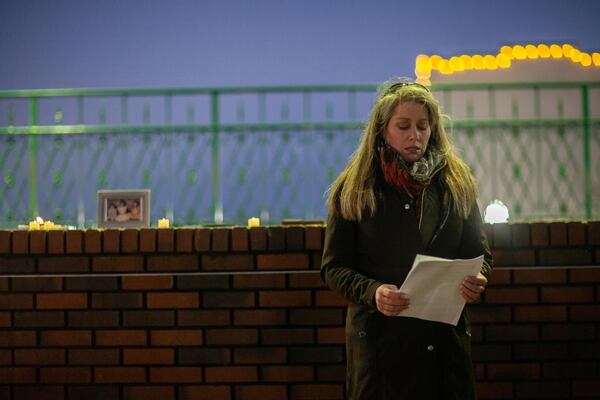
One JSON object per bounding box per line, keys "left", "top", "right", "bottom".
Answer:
{"left": 1, "top": 0, "right": 599, "bottom": 89}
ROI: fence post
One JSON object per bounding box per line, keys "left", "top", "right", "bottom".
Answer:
{"left": 211, "top": 90, "right": 222, "bottom": 223}
{"left": 28, "top": 97, "right": 39, "bottom": 219}
{"left": 581, "top": 84, "right": 592, "bottom": 220}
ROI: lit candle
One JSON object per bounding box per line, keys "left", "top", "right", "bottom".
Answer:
{"left": 247, "top": 217, "right": 260, "bottom": 228}
{"left": 29, "top": 221, "right": 41, "bottom": 230}
{"left": 43, "top": 221, "right": 55, "bottom": 231}
{"left": 158, "top": 218, "right": 170, "bottom": 228}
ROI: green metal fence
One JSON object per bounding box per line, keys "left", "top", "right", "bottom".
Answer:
{"left": 0, "top": 82, "right": 598, "bottom": 227}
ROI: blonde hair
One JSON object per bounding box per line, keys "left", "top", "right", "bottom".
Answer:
{"left": 327, "top": 81, "right": 477, "bottom": 221}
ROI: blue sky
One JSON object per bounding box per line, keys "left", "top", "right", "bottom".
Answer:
{"left": 1, "top": 0, "right": 599, "bottom": 89}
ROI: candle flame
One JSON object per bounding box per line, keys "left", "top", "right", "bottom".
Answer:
{"left": 36, "top": 216, "right": 44, "bottom": 224}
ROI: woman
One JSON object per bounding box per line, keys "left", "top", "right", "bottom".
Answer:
{"left": 321, "top": 80, "right": 492, "bottom": 399}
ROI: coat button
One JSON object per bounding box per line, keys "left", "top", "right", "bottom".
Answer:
{"left": 427, "top": 345, "right": 434, "bottom": 351}
{"left": 358, "top": 331, "right": 367, "bottom": 338}
{"left": 404, "top": 203, "right": 410, "bottom": 210}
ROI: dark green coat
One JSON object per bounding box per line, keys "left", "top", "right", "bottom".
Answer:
{"left": 321, "top": 173, "right": 493, "bottom": 400}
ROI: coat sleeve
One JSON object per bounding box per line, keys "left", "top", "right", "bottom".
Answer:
{"left": 459, "top": 203, "right": 493, "bottom": 278}
{"left": 320, "top": 211, "right": 382, "bottom": 308}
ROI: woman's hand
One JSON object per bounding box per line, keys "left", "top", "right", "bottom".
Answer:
{"left": 460, "top": 272, "right": 488, "bottom": 303}
{"left": 375, "top": 284, "right": 410, "bottom": 316}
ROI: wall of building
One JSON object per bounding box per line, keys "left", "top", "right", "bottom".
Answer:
{"left": 0, "top": 222, "right": 599, "bottom": 399}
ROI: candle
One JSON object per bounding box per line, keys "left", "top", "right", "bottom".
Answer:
{"left": 158, "top": 218, "right": 170, "bottom": 228}
{"left": 247, "top": 217, "right": 260, "bottom": 228}
{"left": 43, "top": 221, "right": 55, "bottom": 231}
{"left": 29, "top": 221, "right": 41, "bottom": 230}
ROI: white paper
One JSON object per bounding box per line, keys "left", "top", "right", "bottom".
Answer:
{"left": 396, "top": 254, "right": 484, "bottom": 326}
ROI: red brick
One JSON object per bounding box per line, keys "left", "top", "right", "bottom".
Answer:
{"left": 147, "top": 255, "right": 198, "bottom": 271}
{"left": 0, "top": 231, "right": 10, "bottom": 254}
{"left": 262, "top": 366, "right": 313, "bottom": 382}
{"left": 571, "top": 305, "right": 600, "bottom": 321}
{"left": 290, "top": 384, "right": 343, "bottom": 400}
{"left": 289, "top": 346, "right": 343, "bottom": 363}
{"left": 95, "top": 367, "right": 146, "bottom": 383}
{"left": 41, "top": 330, "right": 92, "bottom": 346}
{"left": 249, "top": 227, "right": 267, "bottom": 250}
{"left": 234, "top": 347, "right": 286, "bottom": 364}
{"left": 568, "top": 222, "right": 586, "bottom": 246}
{"left": 235, "top": 385, "right": 286, "bottom": 400}
{"left": 315, "top": 290, "right": 348, "bottom": 306}
{"left": 92, "top": 255, "right": 143, "bottom": 272}
{"left": 65, "top": 276, "right": 118, "bottom": 291}
{"left": 194, "top": 228, "right": 211, "bottom": 252}
{"left": 96, "top": 330, "right": 147, "bottom": 346}
{"left": 178, "top": 348, "right": 231, "bottom": 365}
{"left": 570, "top": 268, "right": 600, "bottom": 283}
{"left": 549, "top": 222, "right": 568, "bottom": 246}
{"left": 122, "top": 275, "right": 173, "bottom": 290}
{"left": 513, "top": 269, "right": 567, "bottom": 284}
{"left": 543, "top": 361, "right": 599, "bottom": 379}
{"left": 231, "top": 227, "right": 249, "bottom": 251}
{"left": 492, "top": 249, "right": 535, "bottom": 266}
{"left": 12, "top": 276, "right": 62, "bottom": 291}
{"left": 289, "top": 273, "right": 326, "bottom": 288}
{"left": 267, "top": 227, "right": 285, "bottom": 250}
{"left": 305, "top": 226, "right": 323, "bottom": 251}
{"left": 0, "top": 293, "right": 33, "bottom": 309}
{"left": 150, "top": 367, "right": 202, "bottom": 383}
{"left": 539, "top": 249, "right": 592, "bottom": 265}
{"left": 140, "top": 228, "right": 157, "bottom": 252}
{"left": 29, "top": 230, "right": 46, "bottom": 254}
{"left": 12, "top": 386, "right": 64, "bottom": 400}
{"left": 492, "top": 224, "right": 511, "bottom": 248}
{"left": 15, "top": 349, "right": 65, "bottom": 365}
{"left": 212, "top": 228, "right": 230, "bottom": 252}
{"left": 176, "top": 229, "right": 194, "bottom": 252}
{"left": 121, "top": 229, "right": 139, "bottom": 253}
{"left": 515, "top": 381, "right": 569, "bottom": 398}
{"left": 68, "top": 349, "right": 120, "bottom": 365}
{"left": 68, "top": 311, "right": 119, "bottom": 327}
{"left": 0, "top": 312, "right": 10, "bottom": 327}
{"left": 47, "top": 231, "right": 64, "bottom": 254}
{"left": 151, "top": 330, "right": 203, "bottom": 346}
{"left": 514, "top": 305, "right": 567, "bottom": 321}
{"left": 487, "top": 269, "right": 511, "bottom": 285}
{"left": 260, "top": 290, "right": 311, "bottom": 307}
{"left": 469, "top": 306, "right": 511, "bottom": 323}
{"left": 0, "top": 257, "right": 35, "bottom": 273}
{"left": 124, "top": 348, "right": 174, "bottom": 364}
{"left": 317, "top": 365, "right": 345, "bottom": 382}
{"left": 485, "top": 287, "right": 537, "bottom": 304}
{"left": 92, "top": 293, "right": 143, "bottom": 309}
{"left": 41, "top": 367, "right": 91, "bottom": 383}
{"left": 262, "top": 328, "right": 314, "bottom": 345}
{"left": 203, "top": 291, "right": 254, "bottom": 308}
{"left": 37, "top": 293, "right": 87, "bottom": 309}
{"left": 38, "top": 256, "right": 89, "bottom": 273}
{"left": 177, "top": 310, "right": 230, "bottom": 326}
{"left": 531, "top": 222, "right": 549, "bottom": 247}
{"left": 588, "top": 221, "right": 600, "bottom": 245}
{"left": 65, "top": 230, "right": 83, "bottom": 253}
{"left": 177, "top": 275, "right": 229, "bottom": 289}
{"left": 258, "top": 253, "right": 309, "bottom": 270}
{"left": 125, "top": 310, "right": 178, "bottom": 327}
{"left": 317, "top": 327, "right": 345, "bottom": 344}
{"left": 14, "top": 311, "right": 65, "bottom": 327}
{"left": 205, "top": 328, "right": 258, "bottom": 345}
{"left": 102, "top": 229, "right": 120, "bottom": 253}
{"left": 179, "top": 385, "right": 231, "bottom": 400}
{"left": 233, "top": 274, "right": 285, "bottom": 288}
{"left": 84, "top": 229, "right": 101, "bottom": 253}
{"left": 285, "top": 227, "right": 304, "bottom": 250}
{"left": 202, "top": 254, "right": 254, "bottom": 271}
{"left": 290, "top": 309, "right": 344, "bottom": 325}
{"left": 485, "top": 324, "right": 539, "bottom": 341}
{"left": 541, "top": 323, "right": 595, "bottom": 340}
{"left": 573, "top": 380, "right": 600, "bottom": 397}
{"left": 475, "top": 382, "right": 514, "bottom": 399}
{"left": 510, "top": 223, "right": 531, "bottom": 247}
{"left": 205, "top": 366, "right": 257, "bottom": 382}
{"left": 68, "top": 386, "right": 119, "bottom": 399}
{"left": 157, "top": 228, "right": 175, "bottom": 252}
{"left": 234, "top": 309, "right": 286, "bottom": 326}
{"left": 0, "top": 367, "right": 36, "bottom": 383}
{"left": 124, "top": 386, "right": 175, "bottom": 400}
{"left": 12, "top": 230, "right": 29, "bottom": 254}
{"left": 541, "top": 286, "right": 594, "bottom": 303}
{"left": 147, "top": 292, "right": 199, "bottom": 308}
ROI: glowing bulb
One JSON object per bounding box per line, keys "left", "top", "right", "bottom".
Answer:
{"left": 472, "top": 55, "right": 485, "bottom": 70}
{"left": 415, "top": 67, "right": 431, "bottom": 79}
{"left": 593, "top": 53, "right": 600, "bottom": 66}
{"left": 562, "top": 44, "right": 574, "bottom": 57}
{"left": 525, "top": 44, "right": 539, "bottom": 59}
{"left": 484, "top": 200, "right": 509, "bottom": 224}
{"left": 538, "top": 44, "right": 551, "bottom": 58}
{"left": 460, "top": 55, "right": 473, "bottom": 69}
{"left": 497, "top": 54, "right": 511, "bottom": 68}
{"left": 429, "top": 55, "right": 442, "bottom": 70}
{"left": 580, "top": 53, "right": 592, "bottom": 66}
{"left": 416, "top": 54, "right": 431, "bottom": 72}
{"left": 550, "top": 44, "right": 563, "bottom": 58}
{"left": 500, "top": 45, "right": 514, "bottom": 59}
{"left": 513, "top": 45, "right": 526, "bottom": 60}
{"left": 571, "top": 49, "right": 582, "bottom": 62}
{"left": 484, "top": 54, "right": 497, "bottom": 69}
{"left": 438, "top": 59, "right": 454, "bottom": 74}
{"left": 449, "top": 56, "right": 464, "bottom": 71}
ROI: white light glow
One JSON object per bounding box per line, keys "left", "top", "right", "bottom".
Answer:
{"left": 484, "top": 200, "right": 509, "bottom": 224}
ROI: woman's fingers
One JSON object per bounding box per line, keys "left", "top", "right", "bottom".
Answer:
{"left": 375, "top": 284, "right": 410, "bottom": 316}
{"left": 461, "top": 272, "right": 488, "bottom": 303}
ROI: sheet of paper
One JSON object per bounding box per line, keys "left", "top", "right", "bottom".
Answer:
{"left": 397, "top": 254, "right": 484, "bottom": 326}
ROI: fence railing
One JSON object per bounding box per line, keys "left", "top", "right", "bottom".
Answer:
{"left": 0, "top": 82, "right": 598, "bottom": 227}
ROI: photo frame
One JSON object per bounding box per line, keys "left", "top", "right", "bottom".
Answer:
{"left": 97, "top": 189, "right": 151, "bottom": 228}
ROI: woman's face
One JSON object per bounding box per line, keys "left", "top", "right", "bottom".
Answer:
{"left": 384, "top": 101, "right": 431, "bottom": 163}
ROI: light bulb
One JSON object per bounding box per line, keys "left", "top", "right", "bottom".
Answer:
{"left": 484, "top": 200, "right": 509, "bottom": 224}
{"left": 550, "top": 44, "right": 563, "bottom": 58}
{"left": 537, "top": 44, "right": 551, "bottom": 58}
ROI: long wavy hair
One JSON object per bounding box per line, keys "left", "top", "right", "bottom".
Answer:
{"left": 327, "top": 80, "right": 478, "bottom": 221}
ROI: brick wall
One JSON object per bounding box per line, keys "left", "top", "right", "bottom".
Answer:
{"left": 0, "top": 222, "right": 598, "bottom": 400}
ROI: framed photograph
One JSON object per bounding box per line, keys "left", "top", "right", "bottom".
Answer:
{"left": 97, "top": 189, "right": 151, "bottom": 228}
